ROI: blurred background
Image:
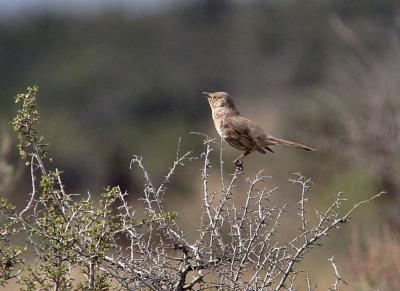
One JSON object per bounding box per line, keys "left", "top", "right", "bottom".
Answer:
{"left": 1, "top": 0, "right": 399, "bottom": 289}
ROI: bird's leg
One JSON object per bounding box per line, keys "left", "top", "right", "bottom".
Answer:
{"left": 233, "top": 151, "right": 250, "bottom": 170}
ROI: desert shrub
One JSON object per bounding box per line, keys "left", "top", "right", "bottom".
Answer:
{"left": 0, "top": 86, "right": 383, "bottom": 290}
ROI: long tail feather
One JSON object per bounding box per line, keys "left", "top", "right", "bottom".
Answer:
{"left": 267, "top": 136, "right": 317, "bottom": 151}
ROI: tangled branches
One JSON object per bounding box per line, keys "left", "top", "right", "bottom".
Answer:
{"left": 0, "top": 87, "right": 384, "bottom": 290}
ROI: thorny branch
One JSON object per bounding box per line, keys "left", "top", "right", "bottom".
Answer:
{"left": 3, "top": 133, "right": 385, "bottom": 290}
{"left": 0, "top": 87, "right": 385, "bottom": 290}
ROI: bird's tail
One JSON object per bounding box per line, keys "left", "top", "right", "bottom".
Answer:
{"left": 267, "top": 136, "right": 317, "bottom": 151}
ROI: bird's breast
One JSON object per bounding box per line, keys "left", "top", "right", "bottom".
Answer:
{"left": 212, "top": 111, "right": 227, "bottom": 138}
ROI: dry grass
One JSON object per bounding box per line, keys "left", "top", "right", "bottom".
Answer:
{"left": 347, "top": 225, "right": 400, "bottom": 291}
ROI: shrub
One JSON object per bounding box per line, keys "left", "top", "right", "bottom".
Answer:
{"left": 0, "top": 86, "right": 383, "bottom": 290}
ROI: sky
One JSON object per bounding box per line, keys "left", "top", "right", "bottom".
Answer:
{"left": 0, "top": 0, "right": 182, "bottom": 17}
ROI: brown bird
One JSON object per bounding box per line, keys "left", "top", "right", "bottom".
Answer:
{"left": 203, "top": 91, "right": 316, "bottom": 169}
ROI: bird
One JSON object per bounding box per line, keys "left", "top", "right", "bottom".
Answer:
{"left": 203, "top": 91, "right": 316, "bottom": 169}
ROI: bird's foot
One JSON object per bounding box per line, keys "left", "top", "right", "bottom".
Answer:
{"left": 233, "top": 159, "right": 244, "bottom": 171}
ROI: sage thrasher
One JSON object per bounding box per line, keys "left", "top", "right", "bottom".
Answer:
{"left": 203, "top": 91, "right": 316, "bottom": 169}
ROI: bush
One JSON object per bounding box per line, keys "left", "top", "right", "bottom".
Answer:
{"left": 0, "top": 86, "right": 383, "bottom": 290}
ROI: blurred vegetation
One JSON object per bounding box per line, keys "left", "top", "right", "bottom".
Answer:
{"left": 0, "top": 0, "right": 399, "bottom": 289}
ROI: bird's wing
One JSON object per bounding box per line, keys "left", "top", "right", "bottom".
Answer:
{"left": 224, "top": 116, "right": 267, "bottom": 153}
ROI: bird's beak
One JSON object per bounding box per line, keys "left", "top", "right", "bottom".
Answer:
{"left": 202, "top": 92, "right": 211, "bottom": 99}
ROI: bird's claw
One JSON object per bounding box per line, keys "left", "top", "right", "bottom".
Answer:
{"left": 233, "top": 159, "right": 244, "bottom": 171}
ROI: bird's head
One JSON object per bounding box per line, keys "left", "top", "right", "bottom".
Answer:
{"left": 202, "top": 91, "right": 236, "bottom": 111}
